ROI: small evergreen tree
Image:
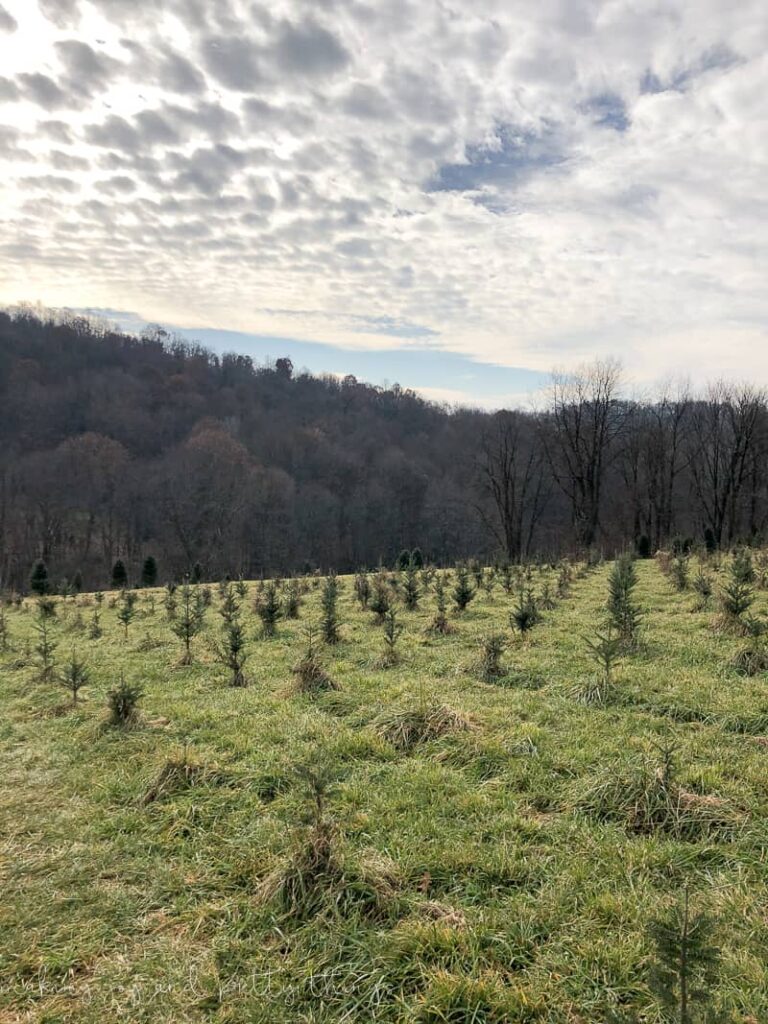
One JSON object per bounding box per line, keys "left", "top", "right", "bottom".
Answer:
{"left": 479, "top": 634, "right": 506, "bottom": 681}
{"left": 284, "top": 578, "right": 301, "bottom": 619}
{"left": 403, "top": 562, "right": 420, "bottom": 610}
{"left": 354, "top": 571, "right": 370, "bottom": 609}
{"left": 731, "top": 549, "right": 755, "bottom": 585}
{"left": 636, "top": 534, "right": 652, "bottom": 559}
{"left": 141, "top": 556, "right": 158, "bottom": 588}
{"left": 107, "top": 673, "right": 143, "bottom": 727}
{"left": 34, "top": 610, "right": 57, "bottom": 682}
{"left": 256, "top": 580, "right": 282, "bottom": 637}
{"left": 692, "top": 570, "right": 713, "bottom": 611}
{"left": 30, "top": 560, "right": 50, "bottom": 596}
{"left": 217, "top": 585, "right": 248, "bottom": 686}
{"left": 111, "top": 559, "right": 128, "bottom": 590}
{"left": 499, "top": 563, "right": 515, "bottom": 594}
{"left": 320, "top": 574, "right": 340, "bottom": 644}
{"left": 88, "top": 607, "right": 102, "bottom": 639}
{"left": 117, "top": 589, "right": 138, "bottom": 638}
{"left": 647, "top": 888, "right": 722, "bottom": 1024}
{"left": 510, "top": 586, "right": 539, "bottom": 635}
{"left": 410, "top": 548, "right": 424, "bottom": 569}
{"left": 61, "top": 649, "right": 89, "bottom": 704}
{"left": 369, "top": 571, "right": 390, "bottom": 623}
{"left": 607, "top": 554, "right": 642, "bottom": 649}
{"left": 396, "top": 549, "right": 411, "bottom": 570}
{"left": 429, "top": 575, "right": 453, "bottom": 634}
{"left": 163, "top": 583, "right": 178, "bottom": 621}
{"left": 380, "top": 605, "right": 403, "bottom": 666}
{"left": 72, "top": 571, "right": 83, "bottom": 593}
{"left": 671, "top": 556, "right": 690, "bottom": 591}
{"left": 171, "top": 581, "right": 206, "bottom": 663}
{"left": 192, "top": 561, "right": 203, "bottom": 584}
{"left": 452, "top": 565, "right": 475, "bottom": 612}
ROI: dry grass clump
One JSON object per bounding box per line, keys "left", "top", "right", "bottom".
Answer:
{"left": 140, "top": 750, "right": 231, "bottom": 804}
{"left": 375, "top": 704, "right": 475, "bottom": 752}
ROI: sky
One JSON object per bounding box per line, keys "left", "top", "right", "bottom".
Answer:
{"left": 0, "top": 0, "right": 766, "bottom": 407}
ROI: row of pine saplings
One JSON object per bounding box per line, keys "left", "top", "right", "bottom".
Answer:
{"left": 2, "top": 560, "right": 581, "bottom": 725}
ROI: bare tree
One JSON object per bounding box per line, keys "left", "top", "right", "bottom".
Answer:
{"left": 643, "top": 382, "right": 692, "bottom": 549}
{"left": 687, "top": 383, "right": 767, "bottom": 547}
{"left": 475, "top": 410, "right": 549, "bottom": 561}
{"left": 543, "top": 359, "right": 625, "bottom": 550}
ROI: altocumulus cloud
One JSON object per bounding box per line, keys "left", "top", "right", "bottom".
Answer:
{"left": 0, "top": 0, "right": 766, "bottom": 388}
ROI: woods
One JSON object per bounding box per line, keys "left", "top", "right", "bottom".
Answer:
{"left": 1, "top": 308, "right": 768, "bottom": 592}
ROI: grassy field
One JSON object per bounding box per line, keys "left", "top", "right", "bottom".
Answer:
{"left": 1, "top": 558, "right": 767, "bottom": 1023}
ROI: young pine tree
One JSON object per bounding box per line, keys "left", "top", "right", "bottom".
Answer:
{"left": 88, "top": 606, "right": 102, "bottom": 639}
{"left": 380, "top": 605, "right": 403, "bottom": 666}
{"left": 607, "top": 554, "right": 642, "bottom": 649}
{"left": 111, "top": 559, "right": 128, "bottom": 590}
{"left": 284, "top": 578, "right": 302, "bottom": 619}
{"left": 402, "top": 562, "right": 420, "bottom": 610}
{"left": 171, "top": 581, "right": 206, "bottom": 663}
{"left": 217, "top": 585, "right": 248, "bottom": 687}
{"left": 429, "top": 574, "right": 453, "bottom": 634}
{"left": 369, "top": 571, "right": 390, "bottom": 623}
{"left": 256, "top": 580, "right": 282, "bottom": 637}
{"left": 61, "top": 649, "right": 89, "bottom": 705}
{"left": 452, "top": 565, "right": 475, "bottom": 612}
{"left": 141, "top": 556, "right": 158, "bottom": 588}
{"left": 107, "top": 673, "right": 143, "bottom": 728}
{"left": 510, "top": 586, "right": 539, "bottom": 636}
{"left": 34, "top": 609, "right": 57, "bottom": 682}
{"left": 117, "top": 589, "right": 138, "bottom": 638}
{"left": 30, "top": 560, "right": 50, "bottom": 596}
{"left": 320, "top": 574, "right": 341, "bottom": 644}
{"left": 647, "top": 888, "right": 722, "bottom": 1024}
{"left": 354, "top": 571, "right": 371, "bottom": 610}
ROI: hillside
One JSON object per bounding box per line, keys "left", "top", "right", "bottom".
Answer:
{"left": 1, "top": 557, "right": 767, "bottom": 1021}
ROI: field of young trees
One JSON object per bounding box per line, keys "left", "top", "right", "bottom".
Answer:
{"left": 2, "top": 550, "right": 768, "bottom": 1022}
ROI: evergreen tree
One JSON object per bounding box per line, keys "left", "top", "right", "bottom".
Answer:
{"left": 284, "top": 578, "right": 301, "bottom": 619}
{"left": 192, "top": 561, "right": 203, "bottom": 584}
{"left": 117, "top": 589, "right": 138, "bottom": 638}
{"left": 61, "top": 649, "right": 89, "bottom": 705}
{"left": 111, "top": 559, "right": 128, "bottom": 590}
{"left": 354, "top": 571, "right": 370, "bottom": 609}
{"left": 452, "top": 565, "right": 475, "bottom": 612}
{"left": 369, "top": 571, "right": 390, "bottom": 623}
{"left": 510, "top": 586, "right": 539, "bottom": 635}
{"left": 320, "top": 573, "right": 341, "bottom": 644}
{"left": 607, "top": 554, "right": 642, "bottom": 649}
{"left": 403, "top": 562, "right": 420, "bottom": 610}
{"left": 72, "top": 571, "right": 83, "bottom": 593}
{"left": 256, "top": 580, "right": 282, "bottom": 637}
{"left": 217, "top": 585, "right": 248, "bottom": 686}
{"left": 396, "top": 549, "right": 411, "bottom": 570}
{"left": 34, "top": 608, "right": 57, "bottom": 682}
{"left": 647, "top": 889, "right": 722, "bottom": 1024}
{"left": 410, "top": 548, "right": 424, "bottom": 569}
{"left": 30, "top": 560, "right": 50, "bottom": 596}
{"left": 380, "top": 605, "right": 403, "bottom": 665}
{"left": 171, "top": 580, "right": 206, "bottom": 663}
{"left": 429, "top": 574, "right": 452, "bottom": 634}
{"left": 141, "top": 556, "right": 158, "bottom": 588}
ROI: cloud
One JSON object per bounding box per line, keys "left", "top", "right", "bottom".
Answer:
{"left": 0, "top": 0, "right": 766, "bottom": 392}
{"left": 0, "top": 4, "right": 17, "bottom": 32}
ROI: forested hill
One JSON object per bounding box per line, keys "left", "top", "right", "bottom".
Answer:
{"left": 0, "top": 309, "right": 492, "bottom": 588}
{"left": 1, "top": 309, "right": 766, "bottom": 592}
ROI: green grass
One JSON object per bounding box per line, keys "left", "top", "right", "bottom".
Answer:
{"left": 1, "top": 561, "right": 768, "bottom": 1022}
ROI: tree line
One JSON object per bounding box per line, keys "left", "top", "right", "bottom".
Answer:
{"left": 1, "top": 308, "right": 766, "bottom": 591}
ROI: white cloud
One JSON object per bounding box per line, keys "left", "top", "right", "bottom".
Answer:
{"left": 0, "top": 0, "right": 766, "bottom": 389}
